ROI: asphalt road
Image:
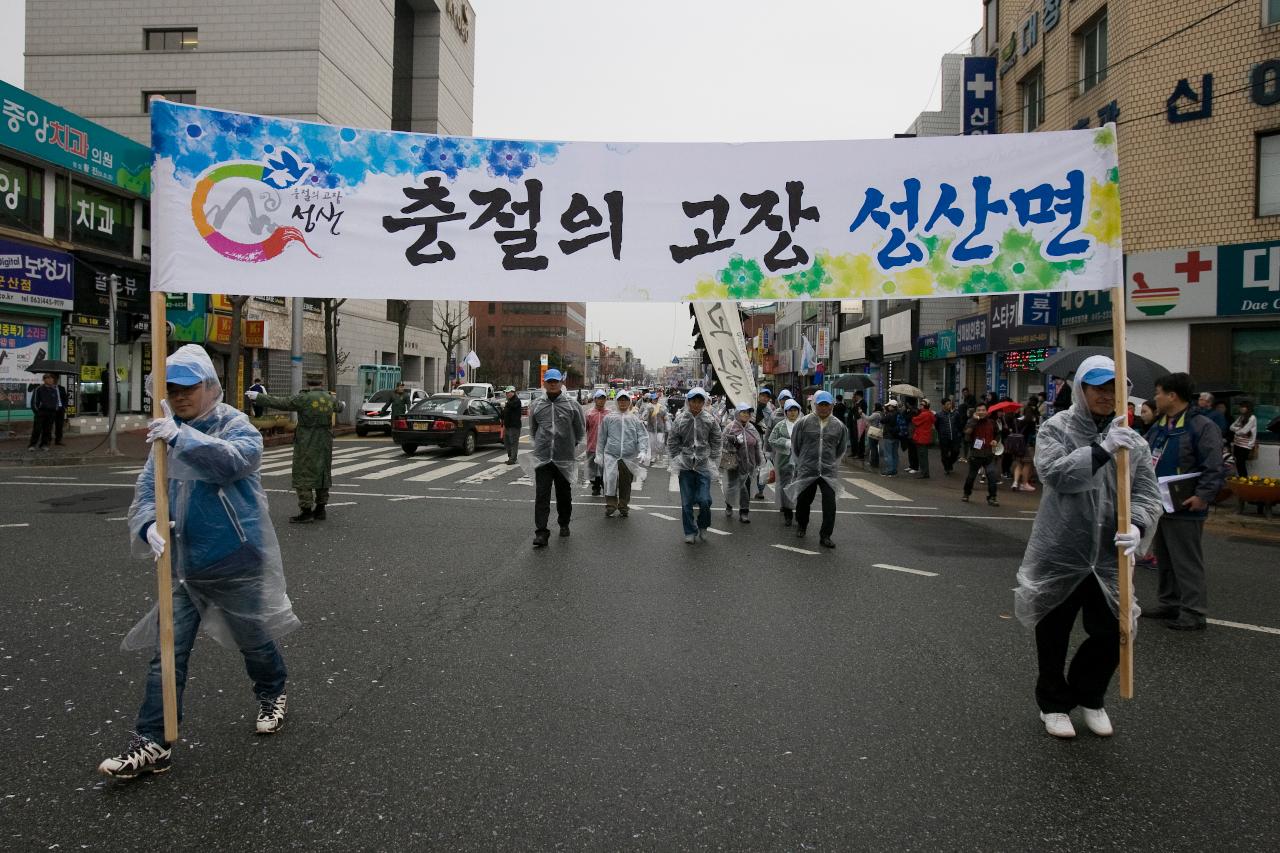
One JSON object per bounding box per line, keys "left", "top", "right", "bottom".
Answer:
{"left": 1, "top": 438, "right": 1278, "bottom": 851}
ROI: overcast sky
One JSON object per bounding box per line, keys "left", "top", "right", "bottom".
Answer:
{"left": 0, "top": 0, "right": 980, "bottom": 367}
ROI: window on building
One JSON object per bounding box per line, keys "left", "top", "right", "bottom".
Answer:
{"left": 1258, "top": 132, "right": 1280, "bottom": 216}
{"left": 487, "top": 302, "right": 495, "bottom": 314}
{"left": 984, "top": 0, "right": 999, "bottom": 54}
{"left": 1080, "top": 13, "right": 1108, "bottom": 93}
{"left": 143, "top": 91, "right": 197, "bottom": 113}
{"left": 145, "top": 29, "right": 198, "bottom": 51}
{"left": 0, "top": 155, "right": 44, "bottom": 234}
{"left": 1021, "top": 67, "right": 1044, "bottom": 132}
{"left": 1268, "top": 0, "right": 1280, "bottom": 26}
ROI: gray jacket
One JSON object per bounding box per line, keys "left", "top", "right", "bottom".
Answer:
{"left": 528, "top": 391, "right": 586, "bottom": 464}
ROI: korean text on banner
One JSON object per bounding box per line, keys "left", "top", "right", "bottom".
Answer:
{"left": 152, "top": 101, "right": 1122, "bottom": 303}
{"left": 692, "top": 302, "right": 756, "bottom": 409}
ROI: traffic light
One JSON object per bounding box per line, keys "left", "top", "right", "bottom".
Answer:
{"left": 865, "top": 333, "right": 884, "bottom": 363}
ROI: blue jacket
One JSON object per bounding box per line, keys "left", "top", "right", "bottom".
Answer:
{"left": 1145, "top": 406, "right": 1224, "bottom": 518}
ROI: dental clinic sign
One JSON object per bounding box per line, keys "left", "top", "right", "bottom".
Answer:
{"left": 1125, "top": 241, "right": 1280, "bottom": 320}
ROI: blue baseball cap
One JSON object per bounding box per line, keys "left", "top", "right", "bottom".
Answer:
{"left": 686, "top": 388, "right": 709, "bottom": 400}
{"left": 164, "top": 344, "right": 217, "bottom": 387}
{"left": 783, "top": 399, "right": 801, "bottom": 411}
{"left": 593, "top": 389, "right": 607, "bottom": 398}
{"left": 543, "top": 369, "right": 563, "bottom": 382}
{"left": 1075, "top": 355, "right": 1116, "bottom": 387}
{"left": 814, "top": 391, "right": 834, "bottom": 405}
{"left": 759, "top": 387, "right": 772, "bottom": 396}
{"left": 734, "top": 401, "right": 753, "bottom": 413}
{"left": 777, "top": 389, "right": 793, "bottom": 401}
{"left": 166, "top": 362, "right": 206, "bottom": 386}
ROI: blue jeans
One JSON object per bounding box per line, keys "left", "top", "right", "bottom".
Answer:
{"left": 880, "top": 438, "right": 899, "bottom": 474}
{"left": 135, "top": 583, "right": 287, "bottom": 743}
{"left": 678, "top": 469, "right": 712, "bottom": 535}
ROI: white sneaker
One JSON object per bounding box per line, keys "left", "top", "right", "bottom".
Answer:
{"left": 256, "top": 693, "right": 287, "bottom": 734}
{"left": 1040, "top": 711, "right": 1076, "bottom": 738}
{"left": 683, "top": 534, "right": 697, "bottom": 544}
{"left": 1081, "top": 707, "right": 1113, "bottom": 737}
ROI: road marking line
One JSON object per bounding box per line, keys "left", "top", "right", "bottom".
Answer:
{"left": 866, "top": 504, "right": 936, "bottom": 510}
{"left": 1207, "top": 618, "right": 1280, "bottom": 636}
{"left": 14, "top": 475, "right": 79, "bottom": 480}
{"left": 328, "top": 457, "right": 407, "bottom": 476}
{"left": 325, "top": 501, "right": 358, "bottom": 507}
{"left": 649, "top": 512, "right": 679, "bottom": 521}
{"left": 843, "top": 478, "right": 912, "bottom": 502}
{"left": 772, "top": 544, "right": 818, "bottom": 555}
{"left": 704, "top": 527, "right": 730, "bottom": 536}
{"left": 388, "top": 496, "right": 425, "bottom": 502}
{"left": 872, "top": 563, "right": 939, "bottom": 577}
{"left": 0, "top": 523, "right": 30, "bottom": 528}
{"left": 263, "top": 448, "right": 397, "bottom": 476}
{"left": 406, "top": 461, "right": 478, "bottom": 483}
{"left": 458, "top": 464, "right": 512, "bottom": 484}
{"left": 357, "top": 459, "right": 435, "bottom": 479}
{"left": 105, "top": 517, "right": 129, "bottom": 522}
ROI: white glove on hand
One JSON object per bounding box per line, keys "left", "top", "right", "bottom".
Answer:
{"left": 245, "top": 390, "right": 259, "bottom": 401}
{"left": 146, "top": 521, "right": 175, "bottom": 560}
{"left": 1101, "top": 416, "right": 1144, "bottom": 455}
{"left": 594, "top": 455, "right": 603, "bottom": 467}
{"left": 146, "top": 400, "right": 180, "bottom": 446}
{"left": 1114, "top": 523, "right": 1141, "bottom": 556}
{"left": 637, "top": 452, "right": 650, "bottom": 466}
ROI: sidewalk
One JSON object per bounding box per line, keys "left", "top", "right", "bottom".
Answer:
{"left": 839, "top": 454, "right": 1280, "bottom": 541}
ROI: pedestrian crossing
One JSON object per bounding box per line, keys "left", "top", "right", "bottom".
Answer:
{"left": 105, "top": 442, "right": 917, "bottom": 502}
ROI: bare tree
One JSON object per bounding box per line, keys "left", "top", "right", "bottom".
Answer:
{"left": 389, "top": 299, "right": 412, "bottom": 367}
{"left": 322, "top": 298, "right": 347, "bottom": 391}
{"left": 226, "top": 295, "right": 251, "bottom": 411}
{"left": 432, "top": 302, "right": 470, "bottom": 391}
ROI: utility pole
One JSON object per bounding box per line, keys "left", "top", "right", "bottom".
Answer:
{"left": 290, "top": 297, "right": 304, "bottom": 392}
{"left": 869, "top": 299, "right": 881, "bottom": 404}
{"left": 107, "top": 274, "right": 120, "bottom": 455}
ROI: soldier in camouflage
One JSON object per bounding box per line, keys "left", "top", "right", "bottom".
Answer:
{"left": 247, "top": 374, "right": 334, "bottom": 523}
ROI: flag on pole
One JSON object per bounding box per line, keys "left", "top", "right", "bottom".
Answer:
{"left": 464, "top": 350, "right": 481, "bottom": 369}
{"left": 800, "top": 336, "right": 816, "bottom": 373}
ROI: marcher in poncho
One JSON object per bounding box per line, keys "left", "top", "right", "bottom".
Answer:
{"left": 247, "top": 374, "right": 334, "bottom": 523}
{"left": 787, "top": 391, "right": 849, "bottom": 548}
{"left": 584, "top": 389, "right": 610, "bottom": 496}
{"left": 721, "top": 401, "right": 764, "bottom": 523}
{"left": 769, "top": 398, "right": 803, "bottom": 526}
{"left": 596, "top": 391, "right": 649, "bottom": 517}
{"left": 99, "top": 345, "right": 299, "bottom": 779}
{"left": 524, "top": 368, "right": 586, "bottom": 547}
{"left": 667, "top": 387, "right": 722, "bottom": 543}
{"left": 1014, "top": 355, "right": 1161, "bottom": 739}
{"left": 643, "top": 392, "right": 668, "bottom": 464}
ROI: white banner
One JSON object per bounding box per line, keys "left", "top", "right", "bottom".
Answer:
{"left": 152, "top": 102, "right": 1122, "bottom": 302}
{"left": 692, "top": 302, "right": 756, "bottom": 409}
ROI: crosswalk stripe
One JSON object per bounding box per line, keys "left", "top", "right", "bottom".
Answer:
{"left": 406, "top": 461, "right": 479, "bottom": 482}
{"left": 842, "top": 477, "right": 911, "bottom": 502}
{"left": 263, "top": 448, "right": 400, "bottom": 477}
{"left": 357, "top": 459, "right": 435, "bottom": 480}
{"left": 329, "top": 456, "right": 410, "bottom": 476}
{"left": 458, "top": 463, "right": 514, "bottom": 484}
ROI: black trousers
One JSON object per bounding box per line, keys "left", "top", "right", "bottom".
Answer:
{"left": 534, "top": 464, "right": 573, "bottom": 533}
{"left": 939, "top": 439, "right": 960, "bottom": 473}
{"left": 796, "top": 479, "right": 837, "bottom": 539}
{"left": 904, "top": 439, "right": 918, "bottom": 470}
{"left": 963, "top": 456, "right": 998, "bottom": 498}
{"left": 1035, "top": 577, "right": 1119, "bottom": 713}
{"left": 1233, "top": 445, "right": 1250, "bottom": 478}
{"left": 28, "top": 410, "right": 57, "bottom": 447}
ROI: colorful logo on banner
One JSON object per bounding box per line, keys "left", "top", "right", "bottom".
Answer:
{"left": 152, "top": 102, "right": 1123, "bottom": 303}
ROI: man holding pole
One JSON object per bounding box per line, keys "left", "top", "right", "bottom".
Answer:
{"left": 1014, "top": 356, "right": 1161, "bottom": 739}
{"left": 247, "top": 373, "right": 335, "bottom": 523}
{"left": 99, "top": 344, "right": 299, "bottom": 779}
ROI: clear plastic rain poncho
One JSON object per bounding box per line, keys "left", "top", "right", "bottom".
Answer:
{"left": 665, "top": 403, "right": 723, "bottom": 492}
{"left": 784, "top": 411, "right": 850, "bottom": 503}
{"left": 520, "top": 390, "right": 587, "bottom": 482}
{"left": 769, "top": 404, "right": 801, "bottom": 509}
{"left": 125, "top": 345, "right": 300, "bottom": 652}
{"left": 1014, "top": 360, "right": 1163, "bottom": 628}
{"left": 596, "top": 408, "right": 650, "bottom": 496}
{"left": 642, "top": 396, "right": 668, "bottom": 461}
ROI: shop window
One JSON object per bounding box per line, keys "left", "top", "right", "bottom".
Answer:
{"left": 0, "top": 155, "right": 43, "bottom": 234}
{"left": 1021, "top": 66, "right": 1044, "bottom": 132}
{"left": 1079, "top": 12, "right": 1109, "bottom": 93}
{"left": 53, "top": 174, "right": 69, "bottom": 241}
{"left": 143, "top": 91, "right": 197, "bottom": 113}
{"left": 1258, "top": 132, "right": 1280, "bottom": 216}
{"left": 1233, "top": 327, "right": 1280, "bottom": 438}
{"left": 145, "top": 28, "right": 198, "bottom": 51}
{"left": 1268, "top": 0, "right": 1280, "bottom": 27}
{"left": 487, "top": 302, "right": 495, "bottom": 314}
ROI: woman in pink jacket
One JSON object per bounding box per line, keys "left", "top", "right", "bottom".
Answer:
{"left": 911, "top": 399, "right": 937, "bottom": 479}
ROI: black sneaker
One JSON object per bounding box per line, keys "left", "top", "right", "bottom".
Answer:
{"left": 289, "top": 508, "right": 314, "bottom": 524}
{"left": 533, "top": 530, "right": 549, "bottom": 548}
{"left": 739, "top": 513, "right": 750, "bottom": 524}
{"left": 820, "top": 537, "right": 836, "bottom": 548}
{"left": 98, "top": 733, "right": 171, "bottom": 779}
{"left": 256, "top": 694, "right": 287, "bottom": 734}
{"left": 559, "top": 525, "right": 571, "bottom": 537}
{"left": 311, "top": 504, "right": 326, "bottom": 521}
{"left": 796, "top": 526, "right": 807, "bottom": 537}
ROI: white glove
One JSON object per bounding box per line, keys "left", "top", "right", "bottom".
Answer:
{"left": 245, "top": 390, "right": 259, "bottom": 401}
{"left": 146, "top": 400, "right": 180, "bottom": 446}
{"left": 1114, "top": 523, "right": 1141, "bottom": 557}
{"left": 146, "top": 520, "right": 175, "bottom": 560}
{"left": 1101, "top": 416, "right": 1144, "bottom": 455}
{"left": 594, "top": 455, "right": 603, "bottom": 467}
{"left": 638, "top": 452, "right": 650, "bottom": 466}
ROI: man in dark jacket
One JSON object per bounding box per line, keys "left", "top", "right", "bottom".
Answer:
{"left": 936, "top": 397, "right": 965, "bottom": 475}
{"left": 27, "top": 373, "right": 62, "bottom": 451}
{"left": 500, "top": 386, "right": 523, "bottom": 464}
{"left": 962, "top": 404, "right": 1002, "bottom": 506}
{"left": 1144, "top": 373, "right": 1224, "bottom": 631}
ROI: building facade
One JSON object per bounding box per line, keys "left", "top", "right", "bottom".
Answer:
{"left": 22, "top": 0, "right": 477, "bottom": 410}
{"left": 471, "top": 301, "right": 587, "bottom": 389}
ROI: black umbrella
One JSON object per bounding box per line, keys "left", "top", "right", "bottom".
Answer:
{"left": 26, "top": 358, "right": 78, "bottom": 376}
{"left": 1037, "top": 347, "right": 1169, "bottom": 400}
{"left": 1198, "top": 387, "right": 1245, "bottom": 401}
{"left": 830, "top": 373, "right": 875, "bottom": 393}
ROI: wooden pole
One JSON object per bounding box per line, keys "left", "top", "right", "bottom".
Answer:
{"left": 149, "top": 290, "right": 179, "bottom": 742}
{"left": 1110, "top": 285, "right": 1134, "bottom": 700}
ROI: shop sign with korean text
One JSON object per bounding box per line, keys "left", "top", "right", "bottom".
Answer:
{"left": 73, "top": 259, "right": 148, "bottom": 316}
{"left": 1126, "top": 242, "right": 1280, "bottom": 320}
{"left": 0, "top": 320, "right": 51, "bottom": 382}
{"left": 0, "top": 79, "right": 151, "bottom": 196}
{"left": 152, "top": 102, "right": 1123, "bottom": 303}
{"left": 0, "top": 235, "right": 74, "bottom": 310}
{"left": 955, "top": 312, "right": 990, "bottom": 355}
{"left": 990, "top": 293, "right": 1053, "bottom": 350}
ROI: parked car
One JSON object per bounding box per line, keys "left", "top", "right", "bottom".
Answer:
{"left": 392, "top": 394, "right": 504, "bottom": 456}
{"left": 456, "top": 382, "right": 497, "bottom": 401}
{"left": 356, "top": 387, "right": 427, "bottom": 436}
{"left": 517, "top": 388, "right": 545, "bottom": 415}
